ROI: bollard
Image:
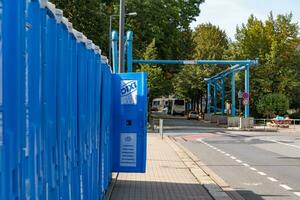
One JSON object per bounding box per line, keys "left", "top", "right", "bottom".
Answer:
{"left": 159, "top": 119, "right": 164, "bottom": 139}
{"left": 151, "top": 118, "right": 154, "bottom": 131}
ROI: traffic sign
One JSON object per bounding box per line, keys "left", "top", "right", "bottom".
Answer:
{"left": 243, "top": 99, "right": 249, "bottom": 105}
{"left": 243, "top": 92, "right": 249, "bottom": 100}
{"left": 238, "top": 90, "right": 243, "bottom": 99}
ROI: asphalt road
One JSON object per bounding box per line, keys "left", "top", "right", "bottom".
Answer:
{"left": 159, "top": 115, "right": 300, "bottom": 200}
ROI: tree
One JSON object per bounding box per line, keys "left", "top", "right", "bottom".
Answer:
{"left": 234, "top": 13, "right": 300, "bottom": 113}
{"left": 136, "top": 39, "right": 172, "bottom": 101}
{"left": 257, "top": 93, "right": 289, "bottom": 118}
{"left": 50, "top": 0, "right": 104, "bottom": 46}
{"left": 173, "top": 65, "right": 206, "bottom": 112}
{"left": 173, "top": 24, "right": 229, "bottom": 112}
{"left": 50, "top": 0, "right": 204, "bottom": 64}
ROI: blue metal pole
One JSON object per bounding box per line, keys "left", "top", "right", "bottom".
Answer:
{"left": 231, "top": 72, "right": 236, "bottom": 117}
{"left": 133, "top": 59, "right": 258, "bottom": 66}
{"left": 221, "top": 78, "right": 225, "bottom": 114}
{"left": 245, "top": 65, "right": 250, "bottom": 118}
{"left": 213, "top": 81, "right": 217, "bottom": 114}
{"left": 112, "top": 31, "right": 119, "bottom": 73}
{"left": 126, "top": 31, "right": 133, "bottom": 72}
{"left": 207, "top": 82, "right": 211, "bottom": 114}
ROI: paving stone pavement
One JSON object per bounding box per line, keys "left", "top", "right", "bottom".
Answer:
{"left": 110, "top": 133, "right": 213, "bottom": 200}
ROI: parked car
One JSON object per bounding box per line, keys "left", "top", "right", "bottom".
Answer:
{"left": 187, "top": 111, "right": 199, "bottom": 120}
{"left": 151, "top": 107, "right": 158, "bottom": 112}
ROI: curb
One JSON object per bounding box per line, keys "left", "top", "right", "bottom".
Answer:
{"left": 105, "top": 173, "right": 119, "bottom": 200}
{"left": 166, "top": 136, "right": 245, "bottom": 200}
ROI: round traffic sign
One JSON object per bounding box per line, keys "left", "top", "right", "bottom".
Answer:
{"left": 243, "top": 92, "right": 249, "bottom": 99}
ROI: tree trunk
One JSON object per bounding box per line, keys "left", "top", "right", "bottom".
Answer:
{"left": 205, "top": 96, "right": 207, "bottom": 113}
{"left": 200, "top": 93, "right": 203, "bottom": 113}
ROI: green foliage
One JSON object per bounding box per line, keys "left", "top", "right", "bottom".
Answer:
{"left": 234, "top": 13, "right": 300, "bottom": 111}
{"left": 47, "top": 2, "right": 300, "bottom": 113}
{"left": 51, "top": 0, "right": 204, "bottom": 65}
{"left": 256, "top": 93, "right": 289, "bottom": 118}
{"left": 193, "top": 23, "right": 228, "bottom": 61}
{"left": 173, "top": 65, "right": 206, "bottom": 100}
{"left": 173, "top": 24, "right": 229, "bottom": 111}
{"left": 289, "top": 112, "right": 300, "bottom": 119}
{"left": 136, "top": 39, "right": 172, "bottom": 101}
{"left": 51, "top": 0, "right": 104, "bottom": 46}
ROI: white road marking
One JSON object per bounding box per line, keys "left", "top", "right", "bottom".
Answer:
{"left": 267, "top": 177, "right": 278, "bottom": 182}
{"left": 294, "top": 192, "right": 300, "bottom": 197}
{"left": 280, "top": 184, "right": 293, "bottom": 191}
{"left": 258, "top": 172, "right": 266, "bottom": 176}
{"left": 243, "top": 182, "right": 262, "bottom": 186}
{"left": 269, "top": 139, "right": 300, "bottom": 149}
{"left": 198, "top": 138, "right": 298, "bottom": 197}
{"left": 250, "top": 167, "right": 257, "bottom": 171}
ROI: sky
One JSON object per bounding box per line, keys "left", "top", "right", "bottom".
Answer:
{"left": 190, "top": 0, "right": 300, "bottom": 40}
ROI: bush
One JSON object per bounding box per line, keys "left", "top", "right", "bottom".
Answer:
{"left": 290, "top": 112, "right": 300, "bottom": 119}
{"left": 256, "top": 93, "right": 289, "bottom": 118}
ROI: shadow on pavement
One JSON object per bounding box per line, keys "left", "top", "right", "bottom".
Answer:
{"left": 109, "top": 179, "right": 267, "bottom": 200}
{"left": 236, "top": 190, "right": 290, "bottom": 200}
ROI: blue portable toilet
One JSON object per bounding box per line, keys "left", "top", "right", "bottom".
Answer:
{"left": 111, "top": 72, "right": 147, "bottom": 173}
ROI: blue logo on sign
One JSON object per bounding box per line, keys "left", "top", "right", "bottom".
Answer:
{"left": 121, "top": 81, "right": 137, "bottom": 97}
{"left": 125, "top": 136, "right": 132, "bottom": 142}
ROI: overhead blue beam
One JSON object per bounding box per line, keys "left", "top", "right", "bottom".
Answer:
{"left": 205, "top": 64, "right": 248, "bottom": 82}
{"left": 133, "top": 59, "right": 258, "bottom": 66}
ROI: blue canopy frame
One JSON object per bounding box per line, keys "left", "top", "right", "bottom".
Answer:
{"left": 111, "top": 30, "right": 258, "bottom": 118}
{"left": 204, "top": 62, "right": 258, "bottom": 118}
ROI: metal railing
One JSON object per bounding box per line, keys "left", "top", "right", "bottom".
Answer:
{"left": 253, "top": 118, "right": 300, "bottom": 131}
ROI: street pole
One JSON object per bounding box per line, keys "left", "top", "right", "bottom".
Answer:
{"left": 109, "top": 15, "right": 112, "bottom": 66}
{"left": 110, "top": 12, "right": 136, "bottom": 69}
{"left": 119, "top": 0, "right": 125, "bottom": 73}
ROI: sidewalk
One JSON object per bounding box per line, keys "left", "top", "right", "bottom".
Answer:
{"left": 109, "top": 133, "right": 214, "bottom": 200}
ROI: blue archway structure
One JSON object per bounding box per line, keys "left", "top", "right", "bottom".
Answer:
{"left": 111, "top": 30, "right": 258, "bottom": 118}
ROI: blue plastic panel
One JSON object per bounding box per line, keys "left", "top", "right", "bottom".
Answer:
{"left": 0, "top": 1, "right": 115, "bottom": 199}
{"left": 112, "top": 73, "right": 147, "bottom": 173}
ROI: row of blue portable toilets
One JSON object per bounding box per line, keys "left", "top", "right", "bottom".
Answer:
{"left": 0, "top": 1, "right": 147, "bottom": 200}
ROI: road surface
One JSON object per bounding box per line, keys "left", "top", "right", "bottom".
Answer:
{"left": 158, "top": 115, "right": 300, "bottom": 200}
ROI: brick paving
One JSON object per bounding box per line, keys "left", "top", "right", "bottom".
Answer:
{"left": 110, "top": 133, "right": 213, "bottom": 200}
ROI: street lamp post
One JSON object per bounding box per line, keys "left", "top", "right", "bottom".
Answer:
{"left": 119, "top": 0, "right": 125, "bottom": 73}
{"left": 109, "top": 12, "right": 137, "bottom": 67}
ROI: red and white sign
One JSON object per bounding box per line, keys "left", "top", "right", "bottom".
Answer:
{"left": 243, "top": 99, "right": 249, "bottom": 105}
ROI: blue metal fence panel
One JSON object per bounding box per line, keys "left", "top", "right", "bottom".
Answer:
{"left": 0, "top": 0, "right": 2, "bottom": 194}
{"left": 3, "top": 1, "right": 26, "bottom": 199}
{"left": 0, "top": 1, "right": 148, "bottom": 199}
{"left": 26, "top": 1, "right": 44, "bottom": 199}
